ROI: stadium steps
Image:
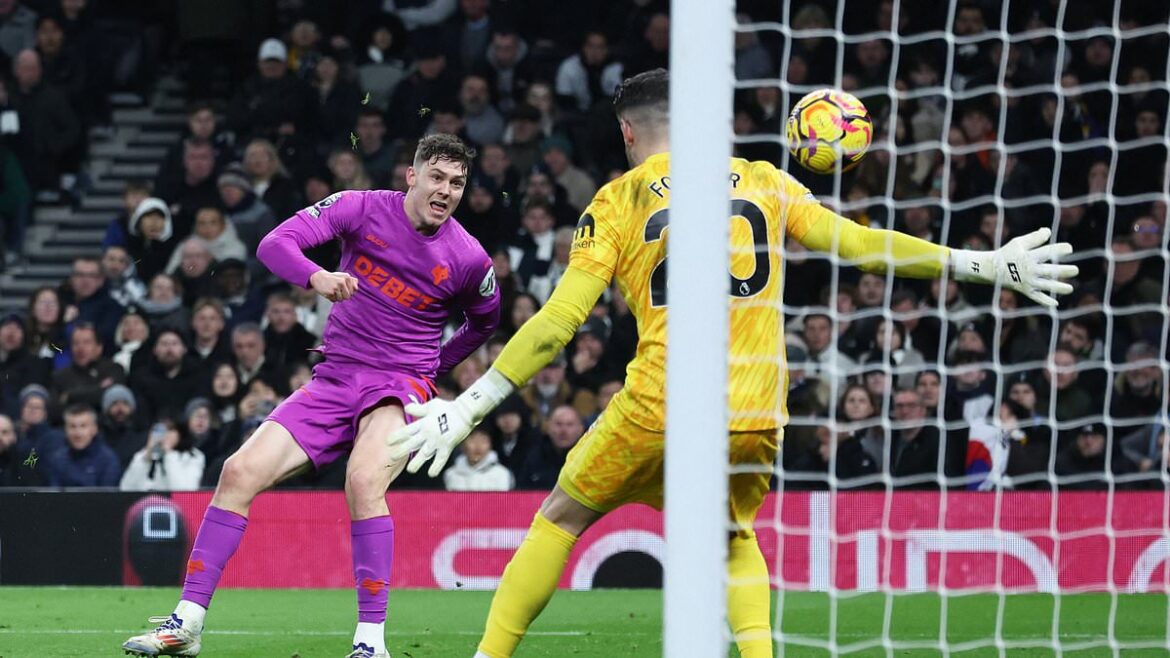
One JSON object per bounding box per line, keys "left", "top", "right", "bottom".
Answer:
{"left": 0, "top": 76, "right": 187, "bottom": 312}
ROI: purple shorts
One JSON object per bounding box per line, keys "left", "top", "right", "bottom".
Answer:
{"left": 268, "top": 359, "right": 437, "bottom": 468}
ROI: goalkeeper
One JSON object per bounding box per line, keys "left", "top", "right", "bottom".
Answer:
{"left": 388, "top": 69, "right": 1077, "bottom": 658}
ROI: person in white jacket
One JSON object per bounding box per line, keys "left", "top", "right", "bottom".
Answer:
{"left": 443, "top": 428, "right": 514, "bottom": 492}
{"left": 119, "top": 419, "right": 205, "bottom": 491}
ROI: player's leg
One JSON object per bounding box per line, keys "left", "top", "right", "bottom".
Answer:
{"left": 342, "top": 401, "right": 410, "bottom": 658}
{"left": 123, "top": 421, "right": 312, "bottom": 656}
{"left": 726, "top": 428, "right": 781, "bottom": 658}
{"left": 475, "top": 485, "right": 602, "bottom": 658}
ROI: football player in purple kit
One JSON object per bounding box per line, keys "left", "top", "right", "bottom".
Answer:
{"left": 122, "top": 134, "right": 500, "bottom": 658}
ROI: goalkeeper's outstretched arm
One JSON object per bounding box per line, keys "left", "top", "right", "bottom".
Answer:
{"left": 793, "top": 204, "right": 1078, "bottom": 307}
{"left": 386, "top": 267, "right": 608, "bottom": 476}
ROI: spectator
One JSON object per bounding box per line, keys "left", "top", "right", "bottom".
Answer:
{"left": 231, "top": 322, "right": 280, "bottom": 390}
{"left": 243, "top": 138, "right": 302, "bottom": 221}
{"left": 489, "top": 394, "right": 538, "bottom": 479}
{"left": 541, "top": 135, "right": 596, "bottom": 213}
{"left": 356, "top": 16, "right": 410, "bottom": 111}
{"left": 35, "top": 15, "right": 83, "bottom": 113}
{"left": 1000, "top": 398, "right": 1052, "bottom": 485}
{"left": 99, "top": 383, "right": 144, "bottom": 468}
{"left": 478, "top": 29, "right": 532, "bottom": 114}
{"left": 1038, "top": 345, "right": 1095, "bottom": 424}
{"left": 327, "top": 147, "right": 374, "bottom": 191}
{"left": 24, "top": 285, "right": 64, "bottom": 360}
{"left": 915, "top": 369, "right": 942, "bottom": 415}
{"left": 1110, "top": 342, "right": 1164, "bottom": 420}
{"left": 15, "top": 382, "right": 52, "bottom": 450}
{"left": 156, "top": 103, "right": 232, "bottom": 196}
{"left": 262, "top": 292, "right": 316, "bottom": 367}
{"left": 478, "top": 142, "right": 521, "bottom": 206}
{"left": 838, "top": 382, "right": 884, "bottom": 467}
{"left": 51, "top": 322, "right": 123, "bottom": 412}
{"left": 555, "top": 30, "right": 622, "bottom": 114}
{"left": 0, "top": 411, "right": 34, "bottom": 485}
{"left": 351, "top": 108, "right": 395, "bottom": 185}
{"left": 789, "top": 423, "right": 879, "bottom": 490}
{"left": 101, "top": 245, "right": 146, "bottom": 307}
{"left": 119, "top": 418, "right": 205, "bottom": 491}
{"left": 0, "top": 311, "right": 49, "bottom": 417}
{"left": 130, "top": 327, "right": 203, "bottom": 423}
{"left": 520, "top": 163, "right": 576, "bottom": 225}
{"left": 188, "top": 297, "right": 229, "bottom": 370}
{"left": 126, "top": 197, "right": 179, "bottom": 285}
{"left": 217, "top": 163, "right": 277, "bottom": 256}
{"left": 10, "top": 48, "right": 81, "bottom": 196}
{"left": 860, "top": 318, "right": 925, "bottom": 389}
{"left": 518, "top": 352, "right": 593, "bottom": 428}
{"left": 111, "top": 310, "right": 149, "bottom": 374}
{"left": 802, "top": 313, "right": 857, "bottom": 392}
{"left": 0, "top": 136, "right": 31, "bottom": 267}
{"left": 182, "top": 397, "right": 221, "bottom": 462}
{"left": 312, "top": 51, "right": 362, "bottom": 151}
{"left": 388, "top": 41, "right": 456, "bottom": 140}
{"left": 42, "top": 403, "right": 121, "bottom": 487}
{"left": 138, "top": 272, "right": 188, "bottom": 331}
{"left": 508, "top": 199, "right": 556, "bottom": 301}
{"left": 154, "top": 138, "right": 220, "bottom": 232}
{"left": 63, "top": 256, "right": 123, "bottom": 344}
{"left": 458, "top": 74, "right": 504, "bottom": 147}
{"left": 201, "top": 376, "right": 280, "bottom": 485}
{"left": 459, "top": 174, "right": 514, "bottom": 252}
{"left": 734, "top": 13, "right": 773, "bottom": 80}
{"left": 286, "top": 19, "right": 322, "bottom": 81}
{"left": 567, "top": 316, "right": 612, "bottom": 393}
{"left": 207, "top": 362, "right": 241, "bottom": 425}
{"left": 442, "top": 0, "right": 492, "bottom": 73}
{"left": 1121, "top": 424, "right": 1168, "bottom": 478}
{"left": 518, "top": 404, "right": 583, "bottom": 489}
{"left": 626, "top": 12, "right": 670, "bottom": 75}
{"left": 889, "top": 388, "right": 942, "bottom": 488}
{"left": 288, "top": 285, "right": 331, "bottom": 338}
{"left": 191, "top": 206, "right": 247, "bottom": 263}
{"left": 0, "top": 0, "right": 36, "bottom": 62}
{"left": 443, "top": 426, "right": 514, "bottom": 491}
{"left": 1055, "top": 423, "right": 1135, "bottom": 489}
{"left": 166, "top": 238, "right": 217, "bottom": 306}
{"left": 226, "top": 38, "right": 314, "bottom": 143}
{"left": 211, "top": 258, "right": 264, "bottom": 326}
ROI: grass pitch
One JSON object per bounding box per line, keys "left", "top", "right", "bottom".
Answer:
{"left": 0, "top": 587, "right": 1166, "bottom": 657}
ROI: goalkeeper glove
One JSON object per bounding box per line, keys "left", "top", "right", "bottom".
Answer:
{"left": 951, "top": 227, "right": 1079, "bottom": 307}
{"left": 387, "top": 368, "right": 514, "bottom": 477}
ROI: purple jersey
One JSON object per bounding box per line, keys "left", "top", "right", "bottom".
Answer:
{"left": 257, "top": 190, "right": 500, "bottom": 379}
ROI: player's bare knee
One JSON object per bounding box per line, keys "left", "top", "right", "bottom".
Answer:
{"left": 344, "top": 467, "right": 388, "bottom": 508}
{"left": 218, "top": 453, "right": 267, "bottom": 499}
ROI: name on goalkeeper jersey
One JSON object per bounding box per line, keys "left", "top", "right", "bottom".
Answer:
{"left": 646, "top": 172, "right": 742, "bottom": 198}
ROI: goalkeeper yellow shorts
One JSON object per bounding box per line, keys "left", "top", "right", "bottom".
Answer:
{"left": 557, "top": 407, "right": 780, "bottom": 536}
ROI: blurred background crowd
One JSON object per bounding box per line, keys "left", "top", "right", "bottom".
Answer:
{"left": 0, "top": 0, "right": 1166, "bottom": 493}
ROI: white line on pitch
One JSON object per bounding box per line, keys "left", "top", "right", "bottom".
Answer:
{"left": 0, "top": 629, "right": 596, "bottom": 637}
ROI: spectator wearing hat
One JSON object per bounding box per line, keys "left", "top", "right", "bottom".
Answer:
{"left": 129, "top": 326, "right": 203, "bottom": 424}
{"left": 568, "top": 315, "right": 613, "bottom": 393}
{"left": 99, "top": 383, "right": 144, "bottom": 468}
{"left": 101, "top": 244, "right": 147, "bottom": 308}
{"left": 211, "top": 258, "right": 264, "bottom": 327}
{"left": 217, "top": 162, "right": 276, "bottom": 257}
{"left": 42, "top": 403, "right": 121, "bottom": 487}
{"left": 226, "top": 38, "right": 314, "bottom": 144}
{"left": 190, "top": 206, "right": 246, "bottom": 264}
{"left": 541, "top": 135, "right": 596, "bottom": 213}
{"left": 443, "top": 425, "right": 515, "bottom": 492}
{"left": 51, "top": 322, "right": 124, "bottom": 414}
{"left": 0, "top": 311, "right": 49, "bottom": 417}
{"left": 518, "top": 351, "right": 595, "bottom": 430}
{"left": 165, "top": 238, "right": 217, "bottom": 307}
{"left": 503, "top": 103, "right": 544, "bottom": 174}
{"left": 63, "top": 255, "right": 124, "bottom": 346}
{"left": 111, "top": 310, "right": 149, "bottom": 375}
{"left": 125, "top": 197, "right": 179, "bottom": 285}
{"left": 181, "top": 397, "right": 221, "bottom": 460}
{"left": 15, "top": 383, "right": 53, "bottom": 450}
{"left": 489, "top": 393, "right": 539, "bottom": 480}
{"left": 1055, "top": 423, "right": 1136, "bottom": 490}
{"left": 119, "top": 416, "right": 205, "bottom": 492}
{"left": 388, "top": 39, "right": 457, "bottom": 141}
{"left": 153, "top": 138, "right": 220, "bottom": 235}
{"left": 459, "top": 73, "right": 504, "bottom": 146}
{"left": 1111, "top": 342, "right": 1164, "bottom": 421}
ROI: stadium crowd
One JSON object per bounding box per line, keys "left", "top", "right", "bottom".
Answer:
{"left": 0, "top": 0, "right": 1167, "bottom": 493}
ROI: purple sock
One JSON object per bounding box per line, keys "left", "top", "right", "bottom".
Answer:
{"left": 352, "top": 515, "right": 395, "bottom": 623}
{"left": 180, "top": 506, "right": 248, "bottom": 609}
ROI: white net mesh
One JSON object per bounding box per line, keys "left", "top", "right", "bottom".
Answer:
{"left": 732, "top": 0, "right": 1170, "bottom": 654}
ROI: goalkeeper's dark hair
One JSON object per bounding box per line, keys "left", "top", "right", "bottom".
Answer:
{"left": 613, "top": 68, "right": 669, "bottom": 126}
{"left": 413, "top": 133, "right": 476, "bottom": 173}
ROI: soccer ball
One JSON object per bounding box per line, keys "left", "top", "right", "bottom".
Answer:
{"left": 786, "top": 89, "right": 873, "bottom": 174}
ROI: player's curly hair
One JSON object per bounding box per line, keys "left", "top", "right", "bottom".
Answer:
{"left": 413, "top": 133, "right": 476, "bottom": 172}
{"left": 613, "top": 68, "right": 668, "bottom": 120}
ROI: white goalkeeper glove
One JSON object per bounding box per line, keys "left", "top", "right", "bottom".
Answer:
{"left": 950, "top": 227, "right": 1079, "bottom": 307}
{"left": 386, "top": 369, "right": 514, "bottom": 477}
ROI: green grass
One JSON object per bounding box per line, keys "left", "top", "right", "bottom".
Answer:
{"left": 0, "top": 588, "right": 1167, "bottom": 657}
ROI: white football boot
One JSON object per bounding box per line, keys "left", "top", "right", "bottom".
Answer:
{"left": 122, "top": 614, "right": 202, "bottom": 656}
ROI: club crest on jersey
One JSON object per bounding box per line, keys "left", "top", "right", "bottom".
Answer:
{"left": 306, "top": 191, "right": 344, "bottom": 217}
{"left": 572, "top": 214, "right": 596, "bottom": 250}
{"left": 432, "top": 264, "right": 450, "bottom": 285}
{"left": 479, "top": 268, "right": 497, "bottom": 297}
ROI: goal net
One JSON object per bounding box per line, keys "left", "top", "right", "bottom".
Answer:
{"left": 722, "top": 0, "right": 1169, "bottom": 654}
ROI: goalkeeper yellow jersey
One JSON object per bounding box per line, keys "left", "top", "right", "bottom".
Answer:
{"left": 567, "top": 153, "right": 830, "bottom": 432}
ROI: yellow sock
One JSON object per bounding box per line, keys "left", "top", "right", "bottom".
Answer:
{"left": 478, "top": 512, "right": 577, "bottom": 658}
{"left": 727, "top": 532, "right": 773, "bottom": 658}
